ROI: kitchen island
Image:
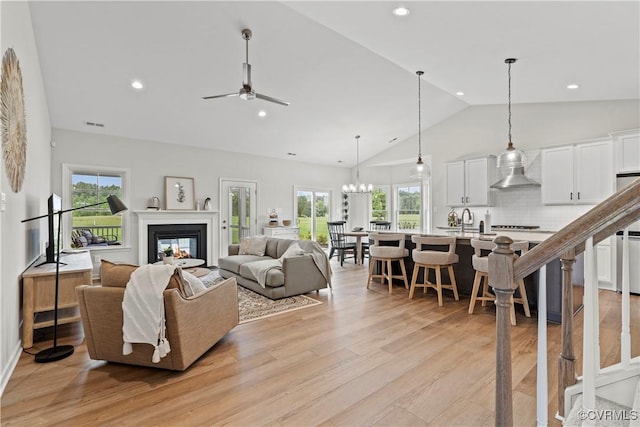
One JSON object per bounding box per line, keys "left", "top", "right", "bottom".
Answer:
{"left": 373, "top": 229, "right": 582, "bottom": 323}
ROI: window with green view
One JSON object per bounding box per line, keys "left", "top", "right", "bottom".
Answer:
{"left": 396, "top": 184, "right": 421, "bottom": 231}
{"left": 71, "top": 172, "right": 124, "bottom": 244}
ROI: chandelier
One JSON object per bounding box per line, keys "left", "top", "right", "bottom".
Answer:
{"left": 342, "top": 135, "right": 373, "bottom": 194}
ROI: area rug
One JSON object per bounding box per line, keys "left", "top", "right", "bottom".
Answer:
{"left": 199, "top": 270, "right": 322, "bottom": 324}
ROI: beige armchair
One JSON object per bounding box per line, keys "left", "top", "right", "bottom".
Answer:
{"left": 76, "top": 261, "right": 239, "bottom": 371}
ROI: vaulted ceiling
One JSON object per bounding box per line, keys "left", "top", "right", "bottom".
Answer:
{"left": 29, "top": 1, "right": 639, "bottom": 167}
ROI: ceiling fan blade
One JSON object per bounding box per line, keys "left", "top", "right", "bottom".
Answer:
{"left": 202, "top": 93, "right": 239, "bottom": 100}
{"left": 255, "top": 92, "right": 290, "bottom": 106}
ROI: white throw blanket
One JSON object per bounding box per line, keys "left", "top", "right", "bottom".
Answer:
{"left": 122, "top": 264, "right": 175, "bottom": 363}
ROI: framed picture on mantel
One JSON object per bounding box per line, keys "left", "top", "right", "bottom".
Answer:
{"left": 165, "top": 176, "right": 195, "bottom": 210}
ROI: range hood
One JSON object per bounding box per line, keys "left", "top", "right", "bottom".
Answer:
{"left": 491, "top": 166, "right": 540, "bottom": 189}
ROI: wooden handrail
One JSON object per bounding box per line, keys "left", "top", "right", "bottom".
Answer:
{"left": 513, "top": 178, "right": 640, "bottom": 281}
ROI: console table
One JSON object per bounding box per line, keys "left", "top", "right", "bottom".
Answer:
{"left": 21, "top": 251, "right": 93, "bottom": 348}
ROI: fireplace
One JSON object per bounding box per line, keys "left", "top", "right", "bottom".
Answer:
{"left": 147, "top": 224, "right": 207, "bottom": 264}
{"left": 135, "top": 210, "right": 219, "bottom": 267}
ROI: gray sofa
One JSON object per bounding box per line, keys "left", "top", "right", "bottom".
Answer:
{"left": 218, "top": 237, "right": 331, "bottom": 299}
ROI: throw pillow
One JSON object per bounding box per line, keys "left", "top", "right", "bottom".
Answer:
{"left": 181, "top": 270, "right": 207, "bottom": 297}
{"left": 100, "top": 260, "right": 138, "bottom": 287}
{"left": 239, "top": 235, "right": 268, "bottom": 256}
{"left": 278, "top": 242, "right": 307, "bottom": 262}
{"left": 100, "top": 259, "right": 185, "bottom": 294}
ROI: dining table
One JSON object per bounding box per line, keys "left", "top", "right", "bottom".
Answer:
{"left": 341, "top": 230, "right": 369, "bottom": 265}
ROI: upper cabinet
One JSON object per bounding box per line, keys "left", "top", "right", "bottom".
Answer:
{"left": 611, "top": 129, "right": 640, "bottom": 173}
{"left": 541, "top": 139, "right": 614, "bottom": 205}
{"left": 446, "top": 156, "right": 496, "bottom": 207}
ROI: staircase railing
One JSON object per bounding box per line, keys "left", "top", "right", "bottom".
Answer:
{"left": 489, "top": 177, "right": 640, "bottom": 426}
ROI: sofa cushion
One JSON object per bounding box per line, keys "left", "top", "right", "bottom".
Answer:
{"left": 238, "top": 263, "right": 285, "bottom": 287}
{"left": 100, "top": 259, "right": 185, "bottom": 294}
{"left": 218, "top": 254, "right": 270, "bottom": 274}
{"left": 239, "top": 235, "right": 268, "bottom": 256}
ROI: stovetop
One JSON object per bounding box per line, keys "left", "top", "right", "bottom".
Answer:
{"left": 491, "top": 225, "right": 541, "bottom": 230}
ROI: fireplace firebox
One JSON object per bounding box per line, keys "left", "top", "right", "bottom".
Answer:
{"left": 147, "top": 224, "right": 207, "bottom": 264}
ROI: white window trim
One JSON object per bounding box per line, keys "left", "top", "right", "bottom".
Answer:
{"left": 370, "top": 184, "right": 391, "bottom": 223}
{"left": 62, "top": 163, "right": 131, "bottom": 250}
{"left": 293, "top": 185, "right": 333, "bottom": 239}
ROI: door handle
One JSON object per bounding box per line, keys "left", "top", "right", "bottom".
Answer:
{"left": 577, "top": 192, "right": 580, "bottom": 200}
{"left": 570, "top": 192, "right": 573, "bottom": 200}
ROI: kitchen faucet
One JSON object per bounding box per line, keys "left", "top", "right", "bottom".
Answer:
{"left": 461, "top": 208, "right": 472, "bottom": 233}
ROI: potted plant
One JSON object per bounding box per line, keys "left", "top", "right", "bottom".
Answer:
{"left": 162, "top": 246, "right": 174, "bottom": 264}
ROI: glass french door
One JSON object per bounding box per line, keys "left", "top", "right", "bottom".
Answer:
{"left": 295, "top": 188, "right": 330, "bottom": 246}
{"left": 221, "top": 179, "right": 257, "bottom": 256}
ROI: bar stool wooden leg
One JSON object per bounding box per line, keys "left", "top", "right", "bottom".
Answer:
{"left": 435, "top": 266, "right": 444, "bottom": 306}
{"left": 481, "top": 274, "right": 490, "bottom": 307}
{"left": 517, "top": 279, "right": 531, "bottom": 317}
{"left": 399, "top": 259, "right": 409, "bottom": 289}
{"left": 469, "top": 271, "right": 482, "bottom": 314}
{"left": 386, "top": 259, "right": 393, "bottom": 293}
{"left": 448, "top": 265, "right": 459, "bottom": 300}
{"left": 367, "top": 258, "right": 376, "bottom": 289}
{"left": 409, "top": 264, "right": 420, "bottom": 299}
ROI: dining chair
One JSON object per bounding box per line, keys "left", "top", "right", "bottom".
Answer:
{"left": 327, "top": 221, "right": 357, "bottom": 266}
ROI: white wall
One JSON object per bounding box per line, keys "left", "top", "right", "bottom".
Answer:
{"left": 359, "top": 99, "right": 640, "bottom": 231}
{"left": 1, "top": 1, "right": 52, "bottom": 394}
{"left": 50, "top": 128, "right": 352, "bottom": 265}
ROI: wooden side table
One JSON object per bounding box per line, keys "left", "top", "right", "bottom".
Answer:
{"left": 21, "top": 251, "right": 93, "bottom": 348}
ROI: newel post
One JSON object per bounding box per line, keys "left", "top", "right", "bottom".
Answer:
{"left": 558, "top": 248, "right": 577, "bottom": 418}
{"left": 489, "top": 236, "right": 516, "bottom": 427}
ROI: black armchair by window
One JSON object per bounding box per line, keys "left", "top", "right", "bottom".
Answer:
{"left": 327, "top": 221, "right": 358, "bottom": 266}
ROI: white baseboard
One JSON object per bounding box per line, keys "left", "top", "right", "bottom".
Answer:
{"left": 1, "top": 341, "right": 22, "bottom": 397}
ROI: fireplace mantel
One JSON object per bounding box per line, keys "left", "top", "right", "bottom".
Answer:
{"left": 135, "top": 210, "right": 219, "bottom": 266}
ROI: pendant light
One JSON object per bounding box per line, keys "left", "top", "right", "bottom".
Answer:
{"left": 491, "top": 58, "right": 540, "bottom": 189}
{"left": 411, "top": 70, "right": 430, "bottom": 179}
{"left": 342, "top": 135, "right": 373, "bottom": 194}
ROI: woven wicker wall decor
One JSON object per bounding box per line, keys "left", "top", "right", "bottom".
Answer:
{"left": 1, "top": 47, "right": 27, "bottom": 193}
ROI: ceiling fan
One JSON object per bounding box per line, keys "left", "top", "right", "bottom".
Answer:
{"left": 202, "top": 28, "right": 290, "bottom": 107}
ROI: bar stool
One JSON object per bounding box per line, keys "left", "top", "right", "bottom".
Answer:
{"left": 409, "top": 235, "right": 460, "bottom": 306}
{"left": 468, "top": 239, "right": 531, "bottom": 325}
{"left": 367, "top": 233, "right": 409, "bottom": 294}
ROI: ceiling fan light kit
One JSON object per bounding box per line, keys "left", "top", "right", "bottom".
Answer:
{"left": 202, "top": 28, "right": 290, "bottom": 107}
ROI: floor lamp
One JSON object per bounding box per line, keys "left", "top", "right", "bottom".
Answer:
{"left": 22, "top": 195, "right": 128, "bottom": 363}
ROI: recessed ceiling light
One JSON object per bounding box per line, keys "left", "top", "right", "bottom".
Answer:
{"left": 258, "top": 110, "right": 267, "bottom": 117}
{"left": 456, "top": 91, "right": 465, "bottom": 96}
{"left": 392, "top": 6, "right": 410, "bottom": 16}
{"left": 131, "top": 80, "right": 144, "bottom": 90}
{"left": 567, "top": 84, "right": 580, "bottom": 90}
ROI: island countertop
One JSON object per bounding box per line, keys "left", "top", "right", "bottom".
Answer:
{"left": 407, "top": 229, "right": 555, "bottom": 244}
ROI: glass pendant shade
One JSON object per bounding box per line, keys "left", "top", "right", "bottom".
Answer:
{"left": 496, "top": 142, "right": 527, "bottom": 169}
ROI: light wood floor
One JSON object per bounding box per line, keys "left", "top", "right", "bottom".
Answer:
{"left": 2, "top": 260, "right": 638, "bottom": 426}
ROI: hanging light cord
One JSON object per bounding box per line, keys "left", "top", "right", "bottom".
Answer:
{"left": 507, "top": 61, "right": 512, "bottom": 145}
{"left": 417, "top": 71, "right": 424, "bottom": 160}
{"left": 355, "top": 135, "right": 360, "bottom": 182}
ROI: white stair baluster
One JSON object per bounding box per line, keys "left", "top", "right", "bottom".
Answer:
{"left": 537, "top": 264, "right": 548, "bottom": 427}
{"left": 582, "top": 236, "right": 597, "bottom": 426}
{"left": 621, "top": 227, "right": 631, "bottom": 369}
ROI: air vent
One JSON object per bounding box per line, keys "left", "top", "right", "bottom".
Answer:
{"left": 84, "top": 121, "right": 105, "bottom": 128}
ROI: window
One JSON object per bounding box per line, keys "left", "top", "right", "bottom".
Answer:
{"left": 395, "top": 183, "right": 421, "bottom": 231}
{"left": 371, "top": 186, "right": 389, "bottom": 221}
{"left": 63, "top": 164, "right": 129, "bottom": 249}
{"left": 294, "top": 187, "right": 331, "bottom": 246}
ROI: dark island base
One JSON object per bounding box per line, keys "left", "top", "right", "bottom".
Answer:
{"left": 370, "top": 234, "right": 584, "bottom": 323}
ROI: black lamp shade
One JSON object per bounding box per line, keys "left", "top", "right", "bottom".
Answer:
{"left": 106, "top": 195, "right": 128, "bottom": 215}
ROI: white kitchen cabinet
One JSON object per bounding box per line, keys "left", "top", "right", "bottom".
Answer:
{"left": 541, "top": 139, "right": 614, "bottom": 205}
{"left": 611, "top": 129, "right": 640, "bottom": 173}
{"left": 445, "top": 156, "right": 496, "bottom": 207}
{"left": 262, "top": 227, "right": 299, "bottom": 240}
{"left": 596, "top": 236, "right": 616, "bottom": 290}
